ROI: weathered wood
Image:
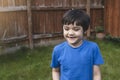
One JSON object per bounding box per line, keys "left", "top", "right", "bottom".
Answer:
{"left": 27, "top": 0, "right": 33, "bottom": 49}
{"left": 0, "top": 6, "right": 104, "bottom": 12}
{"left": 0, "top": 0, "right": 105, "bottom": 47}
{"left": 105, "top": 0, "right": 120, "bottom": 37}
{"left": 1, "top": 34, "right": 62, "bottom": 43}
{"left": 86, "top": 0, "right": 91, "bottom": 37}
{"left": 1, "top": 35, "right": 27, "bottom": 41}
{"left": 1, "top": 35, "right": 27, "bottom": 43}
{"left": 0, "top": 6, "right": 26, "bottom": 12}
{"left": 33, "top": 33, "right": 62, "bottom": 39}
{"left": 2, "top": 29, "right": 7, "bottom": 40}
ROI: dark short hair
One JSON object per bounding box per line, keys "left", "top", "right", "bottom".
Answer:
{"left": 62, "top": 9, "right": 90, "bottom": 32}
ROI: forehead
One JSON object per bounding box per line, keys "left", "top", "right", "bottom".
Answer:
{"left": 63, "top": 24, "right": 82, "bottom": 28}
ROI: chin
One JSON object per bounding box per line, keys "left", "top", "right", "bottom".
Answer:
{"left": 67, "top": 39, "right": 82, "bottom": 45}
{"left": 68, "top": 41, "right": 77, "bottom": 45}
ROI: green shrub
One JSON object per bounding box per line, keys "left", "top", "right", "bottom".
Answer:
{"left": 105, "top": 34, "right": 120, "bottom": 42}
{"left": 95, "top": 26, "right": 104, "bottom": 33}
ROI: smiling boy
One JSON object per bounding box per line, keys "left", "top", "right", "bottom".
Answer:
{"left": 51, "top": 9, "right": 104, "bottom": 80}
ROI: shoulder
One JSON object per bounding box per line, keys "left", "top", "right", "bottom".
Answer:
{"left": 84, "top": 40, "right": 99, "bottom": 48}
{"left": 52, "top": 42, "right": 66, "bottom": 57}
{"left": 53, "top": 41, "right": 66, "bottom": 52}
{"left": 83, "top": 40, "right": 102, "bottom": 56}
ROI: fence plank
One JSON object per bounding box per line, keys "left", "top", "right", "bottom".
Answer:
{"left": 86, "top": 0, "right": 91, "bottom": 37}
{"left": 0, "top": 7, "right": 26, "bottom": 12}
{"left": 27, "top": 0, "right": 33, "bottom": 49}
{"left": 105, "top": 0, "right": 120, "bottom": 37}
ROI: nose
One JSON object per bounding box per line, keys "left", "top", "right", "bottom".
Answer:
{"left": 68, "top": 29, "right": 74, "bottom": 35}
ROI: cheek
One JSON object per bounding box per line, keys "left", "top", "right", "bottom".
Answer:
{"left": 75, "top": 31, "right": 83, "bottom": 36}
{"left": 63, "top": 30, "right": 67, "bottom": 36}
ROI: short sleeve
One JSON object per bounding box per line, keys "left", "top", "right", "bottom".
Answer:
{"left": 50, "top": 48, "right": 60, "bottom": 68}
{"left": 93, "top": 44, "right": 104, "bottom": 65}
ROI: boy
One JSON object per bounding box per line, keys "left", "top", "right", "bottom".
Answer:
{"left": 50, "top": 9, "right": 104, "bottom": 80}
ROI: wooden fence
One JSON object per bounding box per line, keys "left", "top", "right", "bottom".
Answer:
{"left": 104, "top": 0, "right": 120, "bottom": 37}
{"left": 0, "top": 0, "right": 104, "bottom": 49}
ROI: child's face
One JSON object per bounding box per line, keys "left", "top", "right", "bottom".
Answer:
{"left": 63, "top": 23, "right": 84, "bottom": 47}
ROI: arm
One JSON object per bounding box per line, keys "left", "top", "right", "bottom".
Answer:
{"left": 52, "top": 68, "right": 60, "bottom": 80}
{"left": 93, "top": 65, "right": 101, "bottom": 80}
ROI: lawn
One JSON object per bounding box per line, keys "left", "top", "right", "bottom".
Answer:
{"left": 0, "top": 39, "right": 120, "bottom": 80}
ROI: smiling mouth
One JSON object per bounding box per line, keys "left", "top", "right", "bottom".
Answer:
{"left": 67, "top": 36, "right": 76, "bottom": 38}
{"left": 67, "top": 36, "right": 76, "bottom": 39}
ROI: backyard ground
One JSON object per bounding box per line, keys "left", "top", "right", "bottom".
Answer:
{"left": 0, "top": 39, "right": 120, "bottom": 80}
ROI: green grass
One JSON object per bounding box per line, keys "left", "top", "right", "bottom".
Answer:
{"left": 0, "top": 40, "right": 120, "bottom": 80}
{"left": 96, "top": 40, "right": 120, "bottom": 80}
{"left": 0, "top": 46, "right": 53, "bottom": 80}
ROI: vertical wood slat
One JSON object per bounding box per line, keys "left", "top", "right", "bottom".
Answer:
{"left": 12, "top": 0, "right": 15, "bottom": 7}
{"left": 32, "top": 12, "right": 36, "bottom": 34}
{"left": 45, "top": 0, "right": 51, "bottom": 7}
{"left": 0, "top": 13, "right": 2, "bottom": 37}
{"left": 48, "top": 11, "right": 54, "bottom": 33}
{"left": 27, "top": 0, "right": 33, "bottom": 49}
{"left": 90, "top": 10, "right": 96, "bottom": 29}
{"left": 113, "top": 0, "right": 118, "bottom": 37}
{"left": 104, "top": 0, "right": 107, "bottom": 32}
{"left": 0, "top": 0, "right": 1, "bottom": 7}
{"left": 71, "top": 0, "right": 82, "bottom": 7}
{"left": 8, "top": 0, "right": 13, "bottom": 7}
{"left": 36, "top": 12, "right": 40, "bottom": 33}
{"left": 57, "top": 11, "right": 64, "bottom": 33}
{"left": 3, "top": 0, "right": 8, "bottom": 7}
{"left": 105, "top": 0, "right": 120, "bottom": 37}
{"left": 0, "top": 13, "right": 3, "bottom": 38}
{"left": 1, "top": 0, "right": 3, "bottom": 7}
{"left": 39, "top": 11, "right": 45, "bottom": 33}
{"left": 105, "top": 0, "right": 112, "bottom": 35}
{"left": 118, "top": 1, "right": 120, "bottom": 37}
{"left": 17, "top": 12, "right": 25, "bottom": 36}
{"left": 33, "top": 12, "right": 37, "bottom": 34}
{"left": 45, "top": 12, "right": 49, "bottom": 33}
{"left": 86, "top": 0, "right": 91, "bottom": 37}
{"left": 117, "top": 0, "right": 120, "bottom": 37}
{"left": 15, "top": 0, "right": 19, "bottom": 6}
{"left": 32, "top": 0, "right": 44, "bottom": 6}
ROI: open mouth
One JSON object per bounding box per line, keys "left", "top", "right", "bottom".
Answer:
{"left": 67, "top": 36, "right": 76, "bottom": 38}
{"left": 67, "top": 36, "right": 77, "bottom": 40}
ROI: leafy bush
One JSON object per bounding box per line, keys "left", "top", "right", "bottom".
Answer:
{"left": 95, "top": 26, "right": 104, "bottom": 33}
{"left": 105, "top": 34, "right": 120, "bottom": 42}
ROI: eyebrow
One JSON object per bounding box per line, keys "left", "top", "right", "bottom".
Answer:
{"left": 63, "top": 24, "right": 82, "bottom": 29}
{"left": 73, "top": 26, "right": 82, "bottom": 28}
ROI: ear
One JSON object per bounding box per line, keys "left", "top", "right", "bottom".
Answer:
{"left": 83, "top": 31, "right": 87, "bottom": 37}
{"left": 84, "top": 31, "right": 87, "bottom": 34}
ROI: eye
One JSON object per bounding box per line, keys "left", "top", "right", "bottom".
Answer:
{"left": 63, "top": 27, "right": 69, "bottom": 31}
{"left": 73, "top": 27, "right": 80, "bottom": 31}
{"left": 64, "top": 28, "right": 69, "bottom": 31}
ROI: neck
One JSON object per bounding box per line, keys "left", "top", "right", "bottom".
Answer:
{"left": 69, "top": 40, "right": 83, "bottom": 48}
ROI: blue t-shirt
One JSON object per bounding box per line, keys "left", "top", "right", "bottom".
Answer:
{"left": 51, "top": 40, "right": 104, "bottom": 80}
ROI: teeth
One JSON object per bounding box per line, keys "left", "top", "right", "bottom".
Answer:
{"left": 67, "top": 36, "right": 76, "bottom": 38}
{"left": 69, "top": 37, "right": 75, "bottom": 38}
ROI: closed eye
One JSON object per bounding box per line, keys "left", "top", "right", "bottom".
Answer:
{"left": 63, "top": 26, "right": 69, "bottom": 31}
{"left": 65, "top": 28, "right": 69, "bottom": 31}
{"left": 73, "top": 28, "right": 80, "bottom": 31}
